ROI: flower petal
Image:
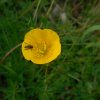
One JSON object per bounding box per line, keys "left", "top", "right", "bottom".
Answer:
{"left": 22, "top": 42, "right": 33, "bottom": 60}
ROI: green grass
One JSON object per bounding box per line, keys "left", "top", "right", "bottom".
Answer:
{"left": 0, "top": 0, "right": 100, "bottom": 100}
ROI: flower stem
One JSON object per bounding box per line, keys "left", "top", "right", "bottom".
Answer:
{"left": 0, "top": 43, "right": 22, "bottom": 64}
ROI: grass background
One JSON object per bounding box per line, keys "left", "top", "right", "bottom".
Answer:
{"left": 0, "top": 0, "right": 100, "bottom": 100}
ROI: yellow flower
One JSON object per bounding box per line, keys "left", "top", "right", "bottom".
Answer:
{"left": 22, "top": 28, "right": 61, "bottom": 64}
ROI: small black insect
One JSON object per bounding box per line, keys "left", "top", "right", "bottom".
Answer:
{"left": 24, "top": 45, "right": 33, "bottom": 50}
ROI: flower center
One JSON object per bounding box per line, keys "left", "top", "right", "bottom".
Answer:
{"left": 35, "top": 41, "right": 46, "bottom": 56}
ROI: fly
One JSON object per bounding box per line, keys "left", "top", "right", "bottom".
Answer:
{"left": 24, "top": 42, "right": 33, "bottom": 50}
{"left": 24, "top": 45, "right": 33, "bottom": 50}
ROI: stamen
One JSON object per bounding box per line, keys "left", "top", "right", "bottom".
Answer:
{"left": 35, "top": 41, "right": 47, "bottom": 56}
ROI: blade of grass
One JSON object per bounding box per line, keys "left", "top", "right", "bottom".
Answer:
{"left": 46, "top": 0, "right": 55, "bottom": 16}
{"left": 33, "top": 0, "right": 42, "bottom": 20}
{"left": 80, "top": 25, "right": 100, "bottom": 42}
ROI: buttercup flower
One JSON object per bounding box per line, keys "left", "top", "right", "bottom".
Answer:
{"left": 22, "top": 28, "right": 61, "bottom": 64}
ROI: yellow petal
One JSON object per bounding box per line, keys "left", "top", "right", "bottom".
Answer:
{"left": 42, "top": 29, "right": 60, "bottom": 44}
{"left": 22, "top": 42, "right": 33, "bottom": 60}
